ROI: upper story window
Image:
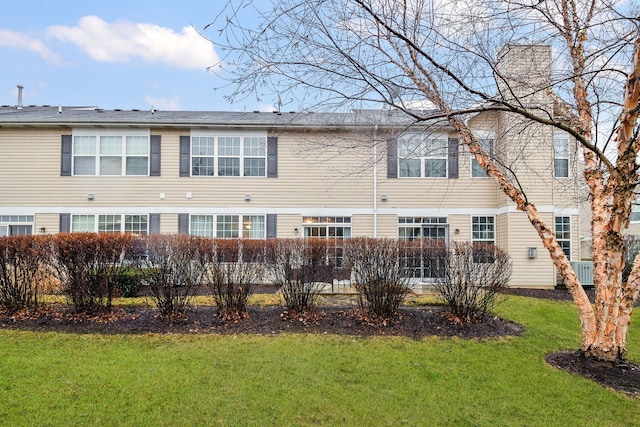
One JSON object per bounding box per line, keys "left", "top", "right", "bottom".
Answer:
{"left": 398, "top": 133, "right": 448, "bottom": 178}
{"left": 471, "top": 134, "right": 495, "bottom": 178}
{"left": 554, "top": 133, "right": 570, "bottom": 178}
{"left": 191, "top": 135, "right": 266, "bottom": 177}
{"left": 72, "top": 131, "right": 150, "bottom": 176}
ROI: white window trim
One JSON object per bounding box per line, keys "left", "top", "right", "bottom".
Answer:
{"left": 70, "top": 214, "right": 149, "bottom": 235}
{"left": 631, "top": 204, "right": 640, "bottom": 223}
{"left": 554, "top": 132, "right": 570, "bottom": 178}
{"left": 71, "top": 129, "right": 151, "bottom": 177}
{"left": 398, "top": 132, "right": 448, "bottom": 179}
{"left": 471, "top": 215, "right": 496, "bottom": 244}
{"left": 470, "top": 131, "right": 495, "bottom": 179}
{"left": 0, "top": 215, "right": 34, "bottom": 236}
{"left": 188, "top": 214, "right": 267, "bottom": 239}
{"left": 555, "top": 216, "right": 572, "bottom": 260}
{"left": 190, "top": 130, "right": 267, "bottom": 178}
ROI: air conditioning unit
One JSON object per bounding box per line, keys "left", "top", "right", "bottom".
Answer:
{"left": 570, "top": 261, "right": 594, "bottom": 288}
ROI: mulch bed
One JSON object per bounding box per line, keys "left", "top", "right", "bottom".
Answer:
{"left": 1, "top": 287, "right": 639, "bottom": 398}
{"left": 0, "top": 304, "right": 522, "bottom": 340}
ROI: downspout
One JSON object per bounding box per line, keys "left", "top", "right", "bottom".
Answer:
{"left": 373, "top": 125, "right": 378, "bottom": 237}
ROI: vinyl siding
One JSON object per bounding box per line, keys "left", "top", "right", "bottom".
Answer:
{"left": 506, "top": 211, "right": 556, "bottom": 288}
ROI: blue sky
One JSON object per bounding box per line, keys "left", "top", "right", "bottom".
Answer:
{"left": 0, "top": 0, "right": 270, "bottom": 111}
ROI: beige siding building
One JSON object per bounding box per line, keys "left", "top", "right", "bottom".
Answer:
{"left": 0, "top": 45, "right": 583, "bottom": 288}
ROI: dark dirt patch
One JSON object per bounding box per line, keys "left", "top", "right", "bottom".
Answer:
{"left": 546, "top": 351, "right": 640, "bottom": 398}
{"left": 0, "top": 303, "right": 522, "bottom": 340}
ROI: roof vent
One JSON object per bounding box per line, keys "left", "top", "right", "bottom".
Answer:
{"left": 16, "top": 85, "right": 23, "bottom": 109}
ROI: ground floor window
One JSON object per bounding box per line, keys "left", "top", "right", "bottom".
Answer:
{"left": 0, "top": 215, "right": 34, "bottom": 236}
{"left": 555, "top": 216, "right": 571, "bottom": 259}
{"left": 189, "top": 214, "right": 265, "bottom": 239}
{"left": 398, "top": 217, "right": 448, "bottom": 279}
{"left": 302, "top": 216, "right": 351, "bottom": 267}
{"left": 71, "top": 214, "right": 148, "bottom": 235}
{"left": 471, "top": 216, "right": 495, "bottom": 263}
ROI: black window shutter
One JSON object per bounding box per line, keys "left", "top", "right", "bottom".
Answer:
{"left": 59, "top": 213, "right": 71, "bottom": 233}
{"left": 178, "top": 213, "right": 189, "bottom": 235}
{"left": 149, "top": 213, "right": 160, "bottom": 234}
{"left": 150, "top": 135, "right": 161, "bottom": 176}
{"left": 179, "top": 136, "right": 190, "bottom": 177}
{"left": 61, "top": 135, "right": 72, "bottom": 176}
{"left": 387, "top": 139, "right": 398, "bottom": 178}
{"left": 448, "top": 138, "right": 459, "bottom": 179}
{"left": 267, "top": 137, "right": 278, "bottom": 178}
{"left": 266, "top": 214, "right": 277, "bottom": 238}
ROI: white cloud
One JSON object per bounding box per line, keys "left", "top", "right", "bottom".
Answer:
{"left": 144, "top": 95, "right": 181, "bottom": 110}
{"left": 0, "top": 30, "right": 60, "bottom": 63}
{"left": 47, "top": 16, "right": 219, "bottom": 70}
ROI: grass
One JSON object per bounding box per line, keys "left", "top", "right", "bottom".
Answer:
{"left": 0, "top": 296, "right": 638, "bottom": 426}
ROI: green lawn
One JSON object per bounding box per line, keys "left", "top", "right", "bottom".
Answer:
{"left": 0, "top": 296, "right": 638, "bottom": 426}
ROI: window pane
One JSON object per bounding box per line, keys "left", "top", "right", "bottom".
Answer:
{"left": 74, "top": 136, "right": 96, "bottom": 155}
{"left": 191, "top": 215, "right": 214, "bottom": 237}
{"left": 217, "top": 215, "right": 239, "bottom": 238}
{"left": 471, "top": 158, "right": 487, "bottom": 177}
{"left": 126, "top": 136, "right": 149, "bottom": 155}
{"left": 424, "top": 159, "right": 446, "bottom": 177}
{"left": 126, "top": 157, "right": 148, "bottom": 175}
{"left": 218, "top": 157, "right": 240, "bottom": 176}
{"left": 554, "top": 138, "right": 569, "bottom": 157}
{"left": 218, "top": 137, "right": 240, "bottom": 156}
{"left": 244, "top": 158, "right": 265, "bottom": 177}
{"left": 424, "top": 138, "right": 447, "bottom": 156}
{"left": 244, "top": 137, "right": 266, "bottom": 156}
{"left": 72, "top": 215, "right": 95, "bottom": 232}
{"left": 192, "top": 157, "right": 214, "bottom": 176}
{"left": 100, "top": 157, "right": 122, "bottom": 175}
{"left": 554, "top": 159, "right": 569, "bottom": 178}
{"left": 192, "top": 137, "right": 214, "bottom": 156}
{"left": 398, "top": 136, "right": 422, "bottom": 157}
{"left": 242, "top": 215, "right": 265, "bottom": 239}
{"left": 98, "top": 215, "right": 121, "bottom": 233}
{"left": 125, "top": 215, "right": 148, "bottom": 235}
{"left": 399, "top": 159, "right": 421, "bottom": 177}
{"left": 100, "top": 136, "right": 122, "bottom": 155}
{"left": 74, "top": 156, "right": 96, "bottom": 175}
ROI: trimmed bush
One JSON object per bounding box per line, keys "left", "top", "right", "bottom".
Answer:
{"left": 141, "top": 234, "right": 210, "bottom": 317}
{"left": 0, "top": 235, "right": 52, "bottom": 312}
{"left": 346, "top": 237, "right": 412, "bottom": 317}
{"left": 432, "top": 241, "right": 511, "bottom": 321}
{"left": 51, "top": 233, "right": 138, "bottom": 314}
{"left": 207, "top": 239, "right": 265, "bottom": 320}
{"left": 265, "top": 238, "right": 334, "bottom": 312}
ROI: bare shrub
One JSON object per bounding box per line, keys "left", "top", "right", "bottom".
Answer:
{"left": 346, "top": 237, "right": 412, "bottom": 317}
{"left": 51, "top": 233, "right": 138, "bottom": 314}
{"left": 265, "top": 238, "right": 335, "bottom": 312}
{"left": 207, "top": 239, "right": 265, "bottom": 320}
{"left": 0, "top": 235, "right": 52, "bottom": 312}
{"left": 141, "top": 234, "right": 210, "bottom": 317}
{"left": 432, "top": 242, "right": 512, "bottom": 321}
